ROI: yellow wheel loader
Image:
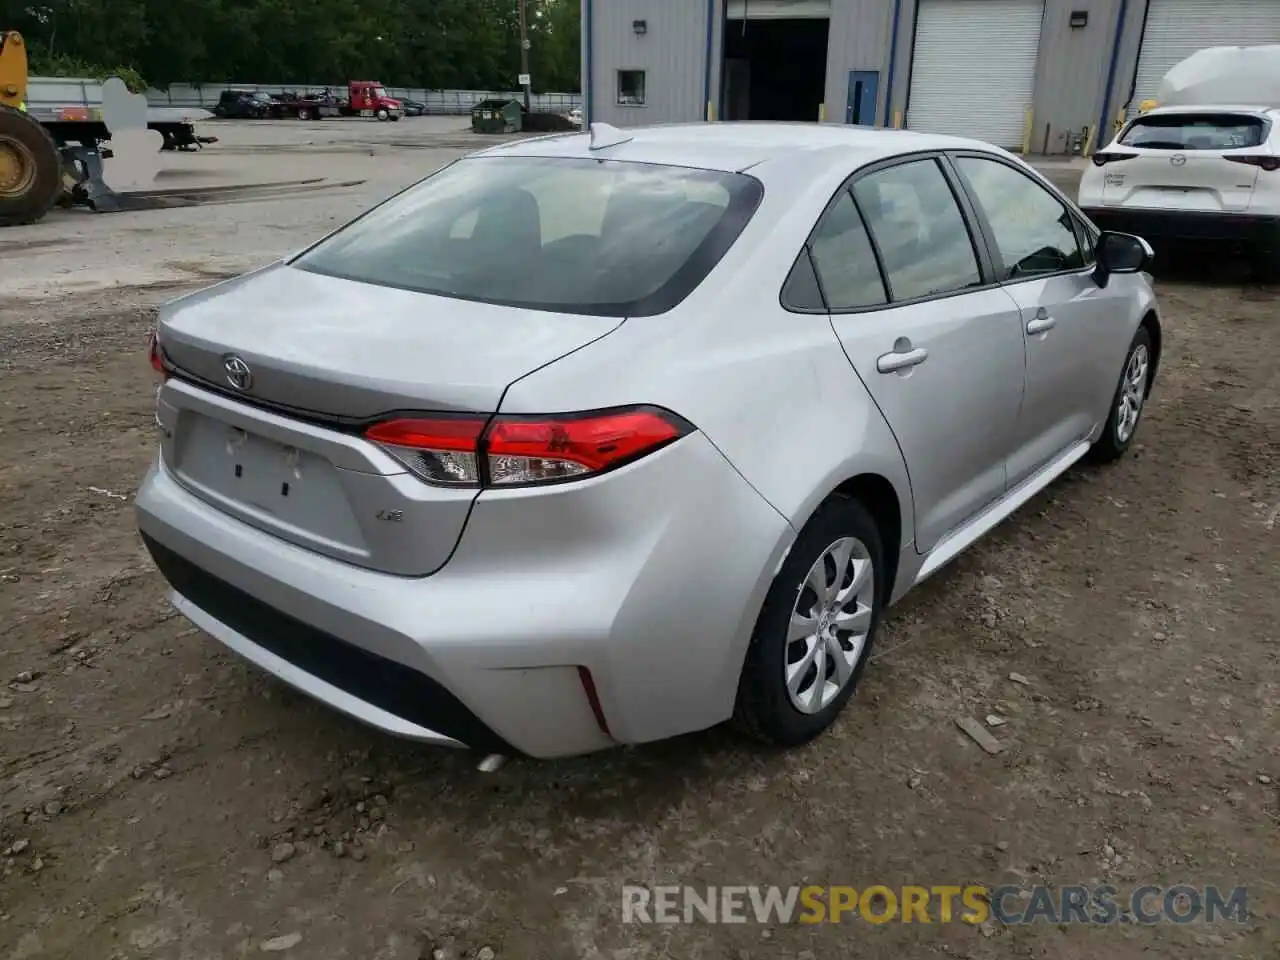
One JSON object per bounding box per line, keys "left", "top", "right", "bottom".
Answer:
{"left": 0, "top": 31, "right": 62, "bottom": 225}
{"left": 0, "top": 29, "right": 221, "bottom": 226}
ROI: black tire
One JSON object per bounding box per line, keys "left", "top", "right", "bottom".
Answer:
{"left": 734, "top": 496, "right": 885, "bottom": 747}
{"left": 297, "top": 108, "right": 312, "bottom": 121}
{"left": 1089, "top": 324, "right": 1154, "bottom": 463}
{"left": 376, "top": 108, "right": 389, "bottom": 122}
{"left": 0, "top": 105, "right": 62, "bottom": 228}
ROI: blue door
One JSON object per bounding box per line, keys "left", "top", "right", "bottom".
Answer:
{"left": 846, "top": 71, "right": 880, "bottom": 125}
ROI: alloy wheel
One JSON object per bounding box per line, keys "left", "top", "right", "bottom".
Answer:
{"left": 1116, "top": 343, "right": 1149, "bottom": 444}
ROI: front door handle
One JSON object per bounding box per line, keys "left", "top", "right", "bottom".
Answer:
{"left": 1026, "top": 309, "right": 1057, "bottom": 335}
{"left": 876, "top": 346, "right": 929, "bottom": 374}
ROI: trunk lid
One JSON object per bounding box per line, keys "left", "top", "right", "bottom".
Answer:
{"left": 158, "top": 262, "right": 620, "bottom": 419}
{"left": 1101, "top": 148, "right": 1261, "bottom": 211}
{"left": 155, "top": 262, "right": 621, "bottom": 575}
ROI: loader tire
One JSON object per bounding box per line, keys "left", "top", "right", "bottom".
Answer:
{"left": 0, "top": 104, "right": 62, "bottom": 227}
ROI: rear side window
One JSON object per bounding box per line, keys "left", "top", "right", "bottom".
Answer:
{"left": 294, "top": 156, "right": 763, "bottom": 317}
{"left": 852, "top": 159, "right": 982, "bottom": 302}
{"left": 1119, "top": 113, "right": 1267, "bottom": 150}
{"left": 807, "top": 191, "right": 887, "bottom": 309}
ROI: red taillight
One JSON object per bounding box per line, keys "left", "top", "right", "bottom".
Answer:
{"left": 485, "top": 408, "right": 686, "bottom": 485}
{"left": 577, "top": 666, "right": 612, "bottom": 738}
{"left": 365, "top": 416, "right": 486, "bottom": 487}
{"left": 1226, "top": 154, "right": 1280, "bottom": 171}
{"left": 149, "top": 331, "right": 168, "bottom": 379}
{"left": 1092, "top": 151, "right": 1138, "bottom": 167}
{"left": 363, "top": 406, "right": 690, "bottom": 488}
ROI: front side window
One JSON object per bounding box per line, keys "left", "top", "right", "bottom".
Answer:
{"left": 1119, "top": 113, "right": 1266, "bottom": 150}
{"left": 955, "top": 156, "right": 1084, "bottom": 279}
{"left": 294, "top": 156, "right": 762, "bottom": 317}
{"left": 852, "top": 159, "right": 981, "bottom": 302}
{"left": 618, "top": 70, "right": 646, "bottom": 105}
{"left": 807, "top": 191, "right": 887, "bottom": 309}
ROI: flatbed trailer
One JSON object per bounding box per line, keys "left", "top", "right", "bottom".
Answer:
{"left": 267, "top": 94, "right": 341, "bottom": 121}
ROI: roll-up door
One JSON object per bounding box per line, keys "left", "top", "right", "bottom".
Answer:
{"left": 907, "top": 0, "right": 1046, "bottom": 148}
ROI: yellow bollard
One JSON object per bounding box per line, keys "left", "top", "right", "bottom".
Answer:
{"left": 1021, "top": 108, "right": 1034, "bottom": 155}
{"left": 893, "top": 110, "right": 902, "bottom": 129}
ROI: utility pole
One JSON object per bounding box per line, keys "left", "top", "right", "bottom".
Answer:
{"left": 518, "top": 0, "right": 532, "bottom": 111}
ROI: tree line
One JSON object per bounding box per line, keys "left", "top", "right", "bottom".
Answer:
{"left": 3, "top": 0, "right": 581, "bottom": 93}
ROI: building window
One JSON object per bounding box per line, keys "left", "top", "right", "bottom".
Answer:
{"left": 617, "top": 70, "right": 646, "bottom": 106}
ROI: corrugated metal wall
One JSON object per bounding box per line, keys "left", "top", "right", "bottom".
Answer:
{"left": 875, "top": 0, "right": 1133, "bottom": 152}
{"left": 587, "top": 0, "right": 715, "bottom": 125}
{"left": 824, "top": 0, "right": 894, "bottom": 123}
{"left": 1029, "top": 0, "right": 1122, "bottom": 153}
{"left": 582, "top": 0, "right": 1268, "bottom": 153}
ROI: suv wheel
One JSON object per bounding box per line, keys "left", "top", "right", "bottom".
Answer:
{"left": 735, "top": 496, "right": 884, "bottom": 747}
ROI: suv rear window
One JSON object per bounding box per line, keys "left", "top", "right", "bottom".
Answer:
{"left": 294, "top": 156, "right": 764, "bottom": 317}
{"left": 1119, "top": 113, "right": 1267, "bottom": 150}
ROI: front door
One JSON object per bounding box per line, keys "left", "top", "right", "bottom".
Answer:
{"left": 811, "top": 157, "right": 1026, "bottom": 552}
{"left": 948, "top": 153, "right": 1129, "bottom": 484}
{"left": 846, "top": 71, "right": 879, "bottom": 125}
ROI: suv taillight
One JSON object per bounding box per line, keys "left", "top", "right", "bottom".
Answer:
{"left": 1092, "top": 151, "right": 1138, "bottom": 167}
{"left": 365, "top": 406, "right": 692, "bottom": 488}
{"left": 1226, "top": 154, "right": 1280, "bottom": 171}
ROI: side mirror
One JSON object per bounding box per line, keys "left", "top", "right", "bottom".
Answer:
{"left": 1093, "top": 231, "right": 1153, "bottom": 287}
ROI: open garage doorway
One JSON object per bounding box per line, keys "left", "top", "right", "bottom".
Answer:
{"left": 722, "top": 1, "right": 830, "bottom": 122}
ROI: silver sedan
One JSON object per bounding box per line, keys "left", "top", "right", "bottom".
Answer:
{"left": 136, "top": 121, "right": 1161, "bottom": 758}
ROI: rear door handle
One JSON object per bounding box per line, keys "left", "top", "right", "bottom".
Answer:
{"left": 876, "top": 346, "right": 929, "bottom": 374}
{"left": 1026, "top": 310, "right": 1057, "bottom": 335}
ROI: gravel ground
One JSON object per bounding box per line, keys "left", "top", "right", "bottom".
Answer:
{"left": 0, "top": 120, "right": 1277, "bottom": 960}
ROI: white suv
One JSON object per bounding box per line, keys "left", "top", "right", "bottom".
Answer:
{"left": 1078, "top": 105, "right": 1280, "bottom": 273}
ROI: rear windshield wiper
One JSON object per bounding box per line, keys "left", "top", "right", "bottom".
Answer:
{"left": 1127, "top": 140, "right": 1190, "bottom": 150}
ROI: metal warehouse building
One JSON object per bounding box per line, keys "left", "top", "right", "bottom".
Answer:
{"left": 579, "top": 0, "right": 1280, "bottom": 152}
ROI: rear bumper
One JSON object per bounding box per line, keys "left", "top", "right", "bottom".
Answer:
{"left": 1082, "top": 207, "right": 1280, "bottom": 246}
{"left": 135, "top": 432, "right": 792, "bottom": 758}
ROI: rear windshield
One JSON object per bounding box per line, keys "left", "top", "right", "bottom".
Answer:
{"left": 1119, "top": 113, "right": 1267, "bottom": 150}
{"left": 294, "top": 156, "right": 763, "bottom": 316}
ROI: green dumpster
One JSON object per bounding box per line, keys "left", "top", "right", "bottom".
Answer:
{"left": 471, "top": 98, "right": 523, "bottom": 134}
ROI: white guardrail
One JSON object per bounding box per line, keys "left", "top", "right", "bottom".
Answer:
{"left": 28, "top": 77, "right": 582, "bottom": 115}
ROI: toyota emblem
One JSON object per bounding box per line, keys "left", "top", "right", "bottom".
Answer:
{"left": 1170, "top": 154, "right": 1187, "bottom": 167}
{"left": 223, "top": 355, "right": 253, "bottom": 391}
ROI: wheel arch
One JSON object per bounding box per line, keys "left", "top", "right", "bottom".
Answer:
{"left": 819, "top": 472, "right": 907, "bottom": 607}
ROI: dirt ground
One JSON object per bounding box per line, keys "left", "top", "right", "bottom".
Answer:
{"left": 0, "top": 121, "right": 1277, "bottom": 960}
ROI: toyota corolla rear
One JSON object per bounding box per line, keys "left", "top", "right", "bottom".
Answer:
{"left": 135, "top": 151, "right": 791, "bottom": 758}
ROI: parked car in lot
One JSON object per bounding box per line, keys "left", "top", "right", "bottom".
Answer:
{"left": 213, "top": 90, "right": 273, "bottom": 119}
{"left": 1079, "top": 105, "right": 1280, "bottom": 274}
{"left": 138, "top": 123, "right": 1162, "bottom": 760}
{"left": 400, "top": 98, "right": 426, "bottom": 117}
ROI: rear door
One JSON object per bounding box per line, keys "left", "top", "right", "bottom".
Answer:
{"left": 1101, "top": 111, "right": 1270, "bottom": 212}
{"left": 813, "top": 156, "right": 1027, "bottom": 552}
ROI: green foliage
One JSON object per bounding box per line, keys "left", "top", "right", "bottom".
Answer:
{"left": 3, "top": 0, "right": 580, "bottom": 92}
{"left": 28, "top": 50, "right": 148, "bottom": 92}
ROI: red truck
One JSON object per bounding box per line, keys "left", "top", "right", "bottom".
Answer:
{"left": 338, "top": 81, "right": 403, "bottom": 121}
